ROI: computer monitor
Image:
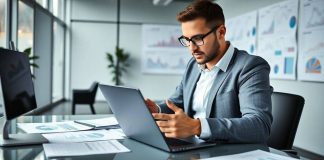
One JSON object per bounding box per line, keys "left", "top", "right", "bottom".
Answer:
{"left": 0, "top": 48, "right": 48, "bottom": 146}
{"left": 0, "top": 49, "right": 37, "bottom": 120}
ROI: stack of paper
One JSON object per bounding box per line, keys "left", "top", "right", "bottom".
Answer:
{"left": 42, "top": 129, "right": 125, "bottom": 143}
{"left": 74, "top": 117, "right": 119, "bottom": 129}
{"left": 19, "top": 117, "right": 130, "bottom": 158}
{"left": 43, "top": 140, "right": 130, "bottom": 158}
{"left": 17, "top": 121, "right": 92, "bottom": 134}
{"left": 17, "top": 117, "right": 120, "bottom": 134}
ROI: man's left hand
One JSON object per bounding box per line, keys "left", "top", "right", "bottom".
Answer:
{"left": 152, "top": 99, "right": 201, "bottom": 138}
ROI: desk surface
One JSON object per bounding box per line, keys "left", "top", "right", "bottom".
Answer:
{"left": 0, "top": 115, "right": 295, "bottom": 160}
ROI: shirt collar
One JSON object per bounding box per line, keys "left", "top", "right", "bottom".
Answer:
{"left": 198, "top": 42, "right": 235, "bottom": 72}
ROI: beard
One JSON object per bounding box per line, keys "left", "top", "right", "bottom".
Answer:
{"left": 192, "top": 39, "right": 220, "bottom": 65}
{"left": 193, "top": 51, "right": 215, "bottom": 65}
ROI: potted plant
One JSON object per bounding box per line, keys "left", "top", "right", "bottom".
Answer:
{"left": 106, "top": 47, "right": 130, "bottom": 85}
{"left": 22, "top": 47, "right": 39, "bottom": 79}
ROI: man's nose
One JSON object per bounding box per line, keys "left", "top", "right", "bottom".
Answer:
{"left": 188, "top": 41, "right": 198, "bottom": 52}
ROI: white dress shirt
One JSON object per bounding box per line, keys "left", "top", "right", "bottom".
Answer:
{"left": 192, "top": 42, "right": 235, "bottom": 139}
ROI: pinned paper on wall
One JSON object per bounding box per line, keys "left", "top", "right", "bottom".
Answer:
{"left": 257, "top": 0, "right": 298, "bottom": 80}
{"left": 298, "top": 0, "right": 324, "bottom": 82}
{"left": 226, "top": 11, "right": 257, "bottom": 55}
{"left": 142, "top": 24, "right": 191, "bottom": 75}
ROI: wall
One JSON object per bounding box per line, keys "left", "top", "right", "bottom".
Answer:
{"left": 69, "top": 0, "right": 324, "bottom": 156}
{"left": 217, "top": 0, "right": 324, "bottom": 156}
{"left": 70, "top": 0, "right": 188, "bottom": 101}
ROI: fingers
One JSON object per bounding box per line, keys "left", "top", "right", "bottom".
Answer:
{"left": 145, "top": 98, "right": 154, "bottom": 105}
{"left": 156, "top": 121, "right": 176, "bottom": 137}
{"left": 166, "top": 99, "right": 182, "bottom": 113}
{"left": 159, "top": 127, "right": 175, "bottom": 133}
{"left": 152, "top": 113, "right": 173, "bottom": 121}
{"left": 156, "top": 120, "right": 173, "bottom": 127}
{"left": 145, "top": 98, "right": 159, "bottom": 113}
{"left": 145, "top": 98, "right": 155, "bottom": 108}
{"left": 164, "top": 133, "right": 177, "bottom": 138}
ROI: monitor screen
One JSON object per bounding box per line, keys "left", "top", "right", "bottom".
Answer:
{"left": 0, "top": 48, "right": 37, "bottom": 120}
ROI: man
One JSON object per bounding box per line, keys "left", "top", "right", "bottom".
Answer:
{"left": 146, "top": 0, "right": 273, "bottom": 143}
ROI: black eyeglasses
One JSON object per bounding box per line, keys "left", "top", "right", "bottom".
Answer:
{"left": 178, "top": 26, "right": 219, "bottom": 47}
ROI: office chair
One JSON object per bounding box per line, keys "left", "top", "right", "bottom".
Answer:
{"left": 72, "top": 82, "right": 99, "bottom": 114}
{"left": 268, "top": 92, "right": 305, "bottom": 154}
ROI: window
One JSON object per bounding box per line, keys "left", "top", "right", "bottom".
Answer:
{"left": 52, "top": 22, "right": 64, "bottom": 101}
{"left": 51, "top": 0, "right": 64, "bottom": 20}
{"left": 0, "top": 0, "right": 3, "bottom": 115}
{"left": 36, "top": 0, "right": 48, "bottom": 9}
{"left": 18, "top": 1, "right": 34, "bottom": 52}
{"left": 0, "top": 0, "right": 6, "bottom": 48}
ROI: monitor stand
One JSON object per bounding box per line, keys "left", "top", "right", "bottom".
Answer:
{"left": 0, "top": 119, "right": 48, "bottom": 147}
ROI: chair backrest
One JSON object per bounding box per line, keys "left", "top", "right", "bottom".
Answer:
{"left": 89, "top": 82, "right": 99, "bottom": 103}
{"left": 267, "top": 92, "right": 305, "bottom": 150}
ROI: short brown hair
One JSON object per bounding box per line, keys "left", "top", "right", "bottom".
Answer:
{"left": 177, "top": 0, "right": 225, "bottom": 27}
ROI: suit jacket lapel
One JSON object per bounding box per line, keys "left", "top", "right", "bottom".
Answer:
{"left": 184, "top": 67, "right": 201, "bottom": 115}
{"left": 205, "top": 51, "right": 237, "bottom": 118}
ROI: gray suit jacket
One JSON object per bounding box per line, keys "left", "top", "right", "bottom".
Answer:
{"left": 159, "top": 48, "right": 273, "bottom": 143}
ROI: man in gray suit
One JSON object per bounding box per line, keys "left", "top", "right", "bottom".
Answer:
{"left": 146, "top": 0, "right": 273, "bottom": 143}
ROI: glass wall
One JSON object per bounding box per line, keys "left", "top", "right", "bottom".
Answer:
{"left": 0, "top": 0, "right": 6, "bottom": 48}
{"left": 36, "top": 0, "right": 48, "bottom": 9}
{"left": 18, "top": 1, "right": 33, "bottom": 52}
{"left": 0, "top": 0, "right": 6, "bottom": 115}
{"left": 2, "top": 0, "right": 66, "bottom": 106}
{"left": 52, "top": 0, "right": 64, "bottom": 20}
{"left": 52, "top": 22, "right": 64, "bottom": 101}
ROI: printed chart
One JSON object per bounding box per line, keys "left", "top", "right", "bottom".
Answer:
{"left": 257, "top": 0, "right": 298, "bottom": 80}
{"left": 298, "top": 0, "right": 324, "bottom": 82}
{"left": 226, "top": 11, "right": 257, "bottom": 55}
{"left": 142, "top": 25, "right": 191, "bottom": 74}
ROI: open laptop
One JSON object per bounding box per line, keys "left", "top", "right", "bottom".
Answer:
{"left": 99, "top": 84, "right": 216, "bottom": 152}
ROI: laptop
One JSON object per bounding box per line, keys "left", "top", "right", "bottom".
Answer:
{"left": 99, "top": 84, "right": 216, "bottom": 152}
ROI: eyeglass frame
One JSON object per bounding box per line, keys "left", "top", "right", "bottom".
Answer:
{"left": 178, "top": 25, "right": 220, "bottom": 47}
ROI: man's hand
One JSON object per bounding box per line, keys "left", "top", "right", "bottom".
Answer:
{"left": 145, "top": 98, "right": 160, "bottom": 113}
{"left": 152, "top": 99, "right": 201, "bottom": 138}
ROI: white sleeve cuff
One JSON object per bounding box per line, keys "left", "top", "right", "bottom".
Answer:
{"left": 199, "top": 118, "right": 212, "bottom": 139}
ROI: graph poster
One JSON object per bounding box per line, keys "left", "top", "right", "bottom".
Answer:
{"left": 257, "top": 0, "right": 298, "bottom": 80}
{"left": 226, "top": 11, "right": 257, "bottom": 55}
{"left": 141, "top": 24, "right": 191, "bottom": 74}
{"left": 298, "top": 0, "right": 324, "bottom": 82}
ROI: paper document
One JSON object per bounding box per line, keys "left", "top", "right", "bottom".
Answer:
{"left": 17, "top": 121, "right": 92, "bottom": 134}
{"left": 42, "top": 129, "right": 125, "bottom": 143}
{"left": 109, "top": 129, "right": 126, "bottom": 138}
{"left": 43, "top": 140, "right": 130, "bottom": 158}
{"left": 74, "top": 117, "right": 119, "bottom": 128}
{"left": 200, "top": 150, "right": 297, "bottom": 160}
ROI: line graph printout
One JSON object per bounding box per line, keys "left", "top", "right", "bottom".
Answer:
{"left": 257, "top": 0, "right": 298, "bottom": 80}
{"left": 226, "top": 11, "right": 257, "bottom": 55}
{"left": 142, "top": 24, "right": 191, "bottom": 74}
{"left": 298, "top": 0, "right": 324, "bottom": 82}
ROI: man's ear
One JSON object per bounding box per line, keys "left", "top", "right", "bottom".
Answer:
{"left": 218, "top": 25, "right": 226, "bottom": 39}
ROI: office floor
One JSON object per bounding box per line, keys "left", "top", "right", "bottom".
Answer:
{"left": 41, "top": 101, "right": 112, "bottom": 115}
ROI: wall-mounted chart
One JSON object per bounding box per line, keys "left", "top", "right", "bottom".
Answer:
{"left": 142, "top": 25, "right": 191, "bottom": 74}
{"left": 298, "top": 0, "right": 324, "bottom": 82}
{"left": 257, "top": 0, "right": 298, "bottom": 80}
{"left": 226, "top": 11, "right": 257, "bottom": 55}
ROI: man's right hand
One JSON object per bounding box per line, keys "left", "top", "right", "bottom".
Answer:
{"left": 145, "top": 98, "right": 160, "bottom": 113}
